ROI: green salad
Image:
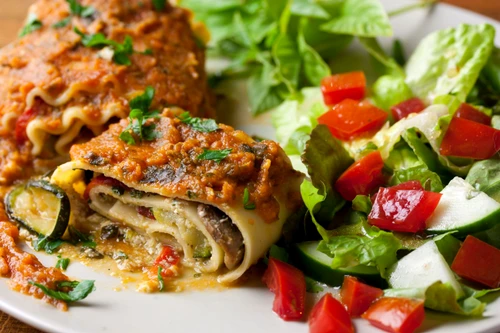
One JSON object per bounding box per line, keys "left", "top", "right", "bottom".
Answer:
{"left": 184, "top": 0, "right": 500, "bottom": 332}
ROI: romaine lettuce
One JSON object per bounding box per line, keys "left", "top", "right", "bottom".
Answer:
{"left": 405, "top": 24, "right": 495, "bottom": 103}
{"left": 466, "top": 159, "right": 500, "bottom": 202}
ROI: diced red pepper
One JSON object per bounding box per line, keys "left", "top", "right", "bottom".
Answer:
{"left": 368, "top": 185, "right": 442, "bottom": 233}
{"left": 362, "top": 297, "right": 425, "bottom": 333}
{"left": 335, "top": 151, "right": 386, "bottom": 201}
{"left": 15, "top": 108, "right": 38, "bottom": 145}
{"left": 151, "top": 245, "right": 181, "bottom": 279}
{"left": 451, "top": 236, "right": 500, "bottom": 289}
{"left": 84, "top": 175, "right": 129, "bottom": 200}
{"left": 321, "top": 71, "right": 366, "bottom": 105}
{"left": 454, "top": 103, "right": 491, "bottom": 126}
{"left": 340, "top": 276, "right": 384, "bottom": 317}
{"left": 440, "top": 117, "right": 500, "bottom": 160}
{"left": 391, "top": 98, "right": 426, "bottom": 122}
{"left": 318, "top": 100, "right": 388, "bottom": 141}
{"left": 263, "top": 258, "right": 306, "bottom": 321}
{"left": 138, "top": 206, "right": 156, "bottom": 220}
{"left": 309, "top": 293, "right": 354, "bottom": 333}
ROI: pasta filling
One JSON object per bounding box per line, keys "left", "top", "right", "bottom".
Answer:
{"left": 86, "top": 183, "right": 245, "bottom": 272}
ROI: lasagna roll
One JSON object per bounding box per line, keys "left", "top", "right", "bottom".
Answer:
{"left": 0, "top": 0, "right": 213, "bottom": 184}
{"left": 51, "top": 110, "right": 303, "bottom": 283}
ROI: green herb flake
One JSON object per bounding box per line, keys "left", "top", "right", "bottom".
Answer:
{"left": 178, "top": 112, "right": 219, "bottom": 133}
{"left": 158, "top": 266, "right": 165, "bottom": 291}
{"left": 193, "top": 273, "right": 202, "bottom": 278}
{"left": 33, "top": 236, "right": 64, "bottom": 254}
{"left": 112, "top": 186, "right": 125, "bottom": 196}
{"left": 197, "top": 148, "right": 232, "bottom": 163}
{"left": 29, "top": 280, "right": 95, "bottom": 303}
{"left": 55, "top": 256, "right": 70, "bottom": 271}
{"left": 243, "top": 188, "right": 256, "bottom": 210}
{"left": 69, "top": 226, "right": 97, "bottom": 249}
{"left": 152, "top": 0, "right": 167, "bottom": 11}
{"left": 67, "top": 0, "right": 95, "bottom": 18}
{"left": 74, "top": 28, "right": 134, "bottom": 66}
{"left": 53, "top": 17, "right": 71, "bottom": 29}
{"left": 119, "top": 87, "right": 160, "bottom": 145}
{"left": 19, "top": 15, "right": 43, "bottom": 37}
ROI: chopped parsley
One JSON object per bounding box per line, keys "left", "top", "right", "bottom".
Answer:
{"left": 158, "top": 266, "right": 165, "bottom": 291}
{"left": 53, "top": 17, "right": 71, "bottom": 28}
{"left": 243, "top": 188, "right": 256, "bottom": 210}
{"left": 178, "top": 112, "right": 218, "bottom": 133}
{"left": 33, "top": 236, "right": 63, "bottom": 254}
{"left": 152, "top": 0, "right": 167, "bottom": 11}
{"left": 112, "top": 186, "right": 125, "bottom": 196}
{"left": 69, "top": 226, "right": 97, "bottom": 249}
{"left": 19, "top": 15, "right": 43, "bottom": 37}
{"left": 74, "top": 28, "right": 134, "bottom": 65}
{"left": 197, "top": 148, "right": 232, "bottom": 163}
{"left": 56, "top": 256, "right": 70, "bottom": 271}
{"left": 119, "top": 87, "right": 161, "bottom": 145}
{"left": 29, "top": 280, "right": 95, "bottom": 302}
{"left": 67, "top": 0, "right": 95, "bottom": 18}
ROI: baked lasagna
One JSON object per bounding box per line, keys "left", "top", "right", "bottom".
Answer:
{"left": 46, "top": 109, "right": 303, "bottom": 287}
{"left": 0, "top": 0, "right": 213, "bottom": 184}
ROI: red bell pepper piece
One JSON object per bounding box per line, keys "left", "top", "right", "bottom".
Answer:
{"left": 454, "top": 103, "right": 491, "bottom": 126}
{"left": 368, "top": 184, "right": 442, "bottom": 233}
{"left": 391, "top": 98, "right": 426, "bottom": 122}
{"left": 362, "top": 297, "right": 425, "bottom": 333}
{"left": 440, "top": 117, "right": 500, "bottom": 160}
{"left": 318, "top": 100, "right": 388, "bottom": 141}
{"left": 335, "top": 151, "right": 386, "bottom": 201}
{"left": 309, "top": 293, "right": 354, "bottom": 333}
{"left": 84, "top": 175, "right": 129, "bottom": 200}
{"left": 152, "top": 245, "right": 181, "bottom": 279}
{"left": 451, "top": 236, "right": 500, "bottom": 289}
{"left": 263, "top": 258, "right": 306, "bottom": 321}
{"left": 340, "top": 276, "right": 384, "bottom": 317}
{"left": 321, "top": 71, "right": 366, "bottom": 105}
{"left": 137, "top": 206, "right": 156, "bottom": 220}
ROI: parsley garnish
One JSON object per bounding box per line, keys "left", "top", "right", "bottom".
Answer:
{"left": 243, "top": 188, "right": 256, "bottom": 210}
{"left": 158, "top": 266, "right": 165, "bottom": 291}
{"left": 53, "top": 17, "right": 71, "bottom": 28}
{"left": 56, "top": 256, "right": 70, "bottom": 271}
{"left": 152, "top": 0, "right": 167, "bottom": 11}
{"left": 74, "top": 28, "right": 134, "bottom": 65}
{"left": 178, "top": 112, "right": 218, "bottom": 133}
{"left": 69, "top": 226, "right": 97, "bottom": 249}
{"left": 33, "top": 236, "right": 63, "bottom": 254}
{"left": 119, "top": 87, "right": 160, "bottom": 145}
{"left": 19, "top": 15, "right": 42, "bottom": 37}
{"left": 29, "top": 280, "right": 95, "bottom": 302}
{"left": 67, "top": 0, "right": 95, "bottom": 18}
{"left": 197, "top": 148, "right": 232, "bottom": 163}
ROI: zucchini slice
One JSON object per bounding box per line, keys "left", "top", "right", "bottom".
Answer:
{"left": 5, "top": 180, "right": 70, "bottom": 239}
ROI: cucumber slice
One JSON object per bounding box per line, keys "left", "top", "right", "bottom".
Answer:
{"left": 293, "top": 241, "right": 385, "bottom": 288}
{"left": 5, "top": 180, "right": 70, "bottom": 239}
{"left": 388, "top": 240, "right": 464, "bottom": 298}
{"left": 426, "top": 177, "right": 500, "bottom": 236}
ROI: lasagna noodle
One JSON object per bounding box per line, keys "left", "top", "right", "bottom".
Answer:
{"left": 52, "top": 161, "right": 301, "bottom": 283}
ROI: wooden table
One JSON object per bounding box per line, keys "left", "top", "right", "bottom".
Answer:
{"left": 0, "top": 1, "right": 499, "bottom": 333}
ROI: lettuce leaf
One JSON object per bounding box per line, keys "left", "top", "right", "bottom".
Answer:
{"left": 372, "top": 75, "right": 413, "bottom": 111}
{"left": 385, "top": 143, "right": 443, "bottom": 192}
{"left": 385, "top": 281, "right": 486, "bottom": 316}
{"left": 406, "top": 24, "right": 495, "bottom": 103}
{"left": 271, "top": 88, "right": 327, "bottom": 156}
{"left": 466, "top": 159, "right": 500, "bottom": 202}
{"left": 317, "top": 221, "right": 401, "bottom": 278}
{"left": 321, "top": 0, "right": 392, "bottom": 37}
{"left": 302, "top": 125, "right": 354, "bottom": 195}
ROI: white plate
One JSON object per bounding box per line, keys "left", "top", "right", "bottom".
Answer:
{"left": 2, "top": 1, "right": 500, "bottom": 332}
